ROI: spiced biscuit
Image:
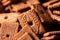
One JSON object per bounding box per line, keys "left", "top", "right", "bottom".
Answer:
{"left": 1, "top": 22, "right": 19, "bottom": 40}
{"left": 33, "top": 4, "right": 53, "bottom": 24}
{"left": 6, "top": 3, "right": 33, "bottom": 13}
{"left": 53, "top": 10, "right": 60, "bottom": 15}
{"left": 41, "top": 31, "right": 60, "bottom": 40}
{"left": 1, "top": 0, "right": 10, "bottom": 6}
{"left": 1, "top": 0, "right": 60, "bottom": 40}
{"left": 18, "top": 9, "right": 43, "bottom": 34}
{"left": 0, "top": 13, "right": 19, "bottom": 23}
{"left": 1, "top": 0, "right": 40, "bottom": 13}
{"left": 17, "top": 32, "right": 32, "bottom": 40}
{"left": 43, "top": 31, "right": 60, "bottom": 37}
{"left": 40, "top": 0, "right": 60, "bottom": 24}
{"left": 5, "top": 0, "right": 40, "bottom": 13}
{"left": 26, "top": 0, "right": 40, "bottom": 5}
{"left": 1, "top": 0, "right": 19, "bottom": 6}
{"left": 48, "top": 2, "right": 60, "bottom": 9}
{"left": 41, "top": 35, "right": 57, "bottom": 40}
{"left": 48, "top": 2, "right": 60, "bottom": 22}
{"left": 42, "top": 0, "right": 59, "bottom": 7}
{"left": 14, "top": 25, "right": 40, "bottom": 40}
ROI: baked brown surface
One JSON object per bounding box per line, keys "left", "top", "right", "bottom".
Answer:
{"left": 1, "top": 22, "right": 19, "bottom": 40}
{"left": 0, "top": 0, "right": 60, "bottom": 40}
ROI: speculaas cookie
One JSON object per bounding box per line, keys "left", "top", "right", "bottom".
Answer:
{"left": 17, "top": 32, "right": 32, "bottom": 40}
{"left": 0, "top": 13, "right": 19, "bottom": 23}
{"left": 47, "top": 1, "right": 60, "bottom": 22}
{"left": 7, "top": 3, "right": 31, "bottom": 13}
{"left": 14, "top": 25, "right": 40, "bottom": 40}
{"left": 1, "top": 22, "right": 19, "bottom": 40}
{"left": 17, "top": 9, "right": 42, "bottom": 34}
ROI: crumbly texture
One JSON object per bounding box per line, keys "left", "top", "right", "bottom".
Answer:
{"left": 0, "top": 0, "right": 60, "bottom": 40}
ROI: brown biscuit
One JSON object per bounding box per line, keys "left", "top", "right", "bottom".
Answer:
{"left": 0, "top": 13, "right": 19, "bottom": 23}
{"left": 6, "top": 3, "right": 33, "bottom": 13}
{"left": 1, "top": 0, "right": 10, "bottom": 6}
{"left": 1, "top": 0, "right": 19, "bottom": 6}
{"left": 48, "top": 2, "right": 60, "bottom": 9}
{"left": 18, "top": 9, "right": 41, "bottom": 34}
{"left": 1, "top": 0, "right": 40, "bottom": 6}
{"left": 1, "top": 22, "right": 19, "bottom": 40}
{"left": 42, "top": 0, "right": 59, "bottom": 7}
{"left": 48, "top": 2, "right": 60, "bottom": 22}
{"left": 33, "top": 4, "right": 55, "bottom": 35}
{"left": 34, "top": 4, "right": 53, "bottom": 24}
{"left": 14, "top": 25, "right": 39, "bottom": 40}
{"left": 17, "top": 32, "right": 32, "bottom": 40}
{"left": 5, "top": 0, "right": 40, "bottom": 13}
{"left": 26, "top": 0, "right": 40, "bottom": 5}
{"left": 53, "top": 10, "right": 60, "bottom": 15}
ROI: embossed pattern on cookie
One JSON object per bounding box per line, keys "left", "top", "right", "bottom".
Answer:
{"left": 0, "top": 13, "right": 19, "bottom": 23}
{"left": 1, "top": 22, "right": 19, "bottom": 40}
{"left": 17, "top": 32, "right": 33, "bottom": 40}
{"left": 48, "top": 1, "right": 60, "bottom": 21}
{"left": 18, "top": 9, "right": 41, "bottom": 34}
{"left": 14, "top": 25, "right": 40, "bottom": 40}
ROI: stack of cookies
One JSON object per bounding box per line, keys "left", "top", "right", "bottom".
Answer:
{"left": 0, "top": 0, "right": 60, "bottom": 40}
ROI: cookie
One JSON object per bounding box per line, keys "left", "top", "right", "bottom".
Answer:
{"left": 1, "top": 22, "right": 19, "bottom": 40}
{"left": 0, "top": 13, "right": 19, "bottom": 23}
{"left": 42, "top": 0, "right": 59, "bottom": 7}
{"left": 18, "top": 9, "right": 42, "bottom": 34}
{"left": 17, "top": 32, "right": 32, "bottom": 40}
{"left": 26, "top": 0, "right": 40, "bottom": 5}
{"left": 1, "top": 0, "right": 10, "bottom": 6}
{"left": 48, "top": 2, "right": 60, "bottom": 22}
{"left": 14, "top": 25, "right": 39, "bottom": 40}
{"left": 5, "top": 0, "right": 40, "bottom": 13}
{"left": 6, "top": 3, "right": 33, "bottom": 13}
{"left": 1, "top": 0, "right": 20, "bottom": 6}
{"left": 34, "top": 4, "right": 54, "bottom": 27}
